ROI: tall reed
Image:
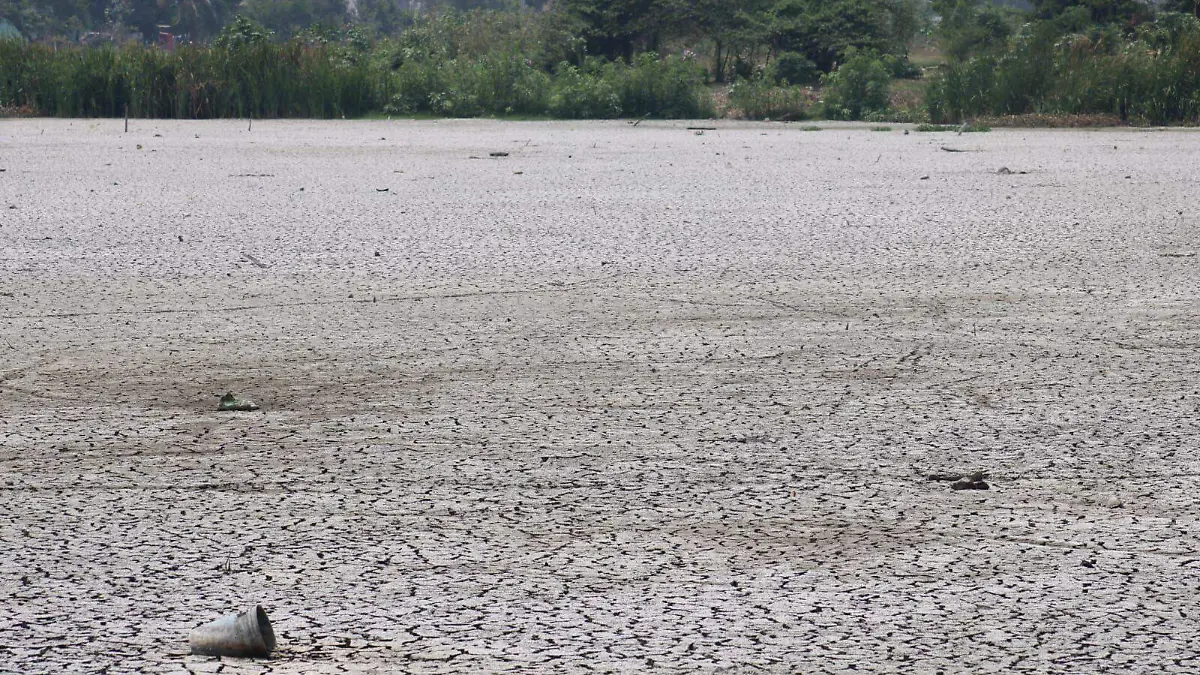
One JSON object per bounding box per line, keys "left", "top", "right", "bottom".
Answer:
{"left": 1, "top": 37, "right": 712, "bottom": 119}
{"left": 0, "top": 38, "right": 381, "bottom": 118}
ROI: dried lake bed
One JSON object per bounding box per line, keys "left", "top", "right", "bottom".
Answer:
{"left": 2, "top": 119, "right": 1200, "bottom": 673}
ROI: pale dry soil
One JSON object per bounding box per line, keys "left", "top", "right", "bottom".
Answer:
{"left": 1, "top": 120, "right": 1199, "bottom": 674}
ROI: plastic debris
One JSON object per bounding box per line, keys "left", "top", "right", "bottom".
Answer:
{"left": 218, "top": 393, "right": 259, "bottom": 412}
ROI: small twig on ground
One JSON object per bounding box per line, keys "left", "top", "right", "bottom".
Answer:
{"left": 242, "top": 252, "right": 271, "bottom": 269}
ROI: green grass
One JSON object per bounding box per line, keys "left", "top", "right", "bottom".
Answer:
{"left": 870, "top": 126, "right": 892, "bottom": 131}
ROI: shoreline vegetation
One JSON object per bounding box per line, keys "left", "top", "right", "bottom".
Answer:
{"left": 2, "top": 2, "right": 1200, "bottom": 125}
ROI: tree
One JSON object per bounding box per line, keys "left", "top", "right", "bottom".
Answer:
{"left": 43, "top": 0, "right": 236, "bottom": 43}
{"left": 104, "top": 0, "right": 134, "bottom": 38}
{"left": 883, "top": 0, "right": 923, "bottom": 51}
{"left": 769, "top": 0, "right": 904, "bottom": 73}
{"left": 355, "top": 0, "right": 415, "bottom": 35}
{"left": 172, "top": 0, "right": 236, "bottom": 42}
{"left": 558, "top": 0, "right": 667, "bottom": 61}
{"left": 1162, "top": 0, "right": 1200, "bottom": 17}
{"left": 661, "top": 0, "right": 771, "bottom": 82}
{"left": 1032, "top": 0, "right": 1154, "bottom": 25}
{"left": 0, "top": 0, "right": 90, "bottom": 39}
{"left": 212, "top": 13, "right": 272, "bottom": 47}
{"left": 237, "top": 0, "right": 350, "bottom": 38}
{"left": 932, "top": 0, "right": 1014, "bottom": 60}
{"left": 820, "top": 47, "right": 891, "bottom": 119}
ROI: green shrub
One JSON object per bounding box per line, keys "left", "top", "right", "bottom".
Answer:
{"left": 385, "top": 52, "right": 550, "bottom": 117}
{"left": 611, "top": 53, "right": 712, "bottom": 118}
{"left": 548, "top": 60, "right": 621, "bottom": 118}
{"left": 821, "top": 48, "right": 891, "bottom": 120}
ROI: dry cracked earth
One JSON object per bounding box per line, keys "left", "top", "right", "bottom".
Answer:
{"left": 2, "top": 119, "right": 1199, "bottom": 674}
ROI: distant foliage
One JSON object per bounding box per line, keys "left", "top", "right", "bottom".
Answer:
{"left": 1032, "top": 0, "right": 1153, "bottom": 25}
{"left": 236, "top": 0, "right": 351, "bottom": 39}
{"left": 13, "top": 0, "right": 1200, "bottom": 123}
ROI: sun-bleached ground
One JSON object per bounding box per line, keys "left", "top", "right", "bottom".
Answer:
{"left": 2, "top": 119, "right": 1199, "bottom": 674}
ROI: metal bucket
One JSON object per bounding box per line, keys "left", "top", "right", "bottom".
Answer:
{"left": 189, "top": 605, "right": 276, "bottom": 658}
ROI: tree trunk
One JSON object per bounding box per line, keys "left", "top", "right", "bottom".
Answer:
{"left": 714, "top": 39, "right": 724, "bottom": 83}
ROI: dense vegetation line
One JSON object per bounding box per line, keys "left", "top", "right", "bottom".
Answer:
{"left": 0, "top": 0, "right": 924, "bottom": 121}
{"left": 2, "top": 1, "right": 1200, "bottom": 123}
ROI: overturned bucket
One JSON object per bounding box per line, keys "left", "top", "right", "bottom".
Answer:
{"left": 189, "top": 605, "right": 276, "bottom": 658}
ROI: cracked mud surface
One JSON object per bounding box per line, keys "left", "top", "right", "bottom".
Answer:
{"left": 2, "top": 119, "right": 1200, "bottom": 673}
